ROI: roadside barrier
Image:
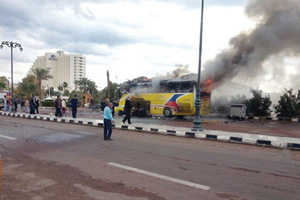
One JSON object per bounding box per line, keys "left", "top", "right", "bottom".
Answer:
{"left": 1, "top": 111, "right": 300, "bottom": 151}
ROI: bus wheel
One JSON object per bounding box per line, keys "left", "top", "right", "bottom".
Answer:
{"left": 163, "top": 108, "right": 172, "bottom": 118}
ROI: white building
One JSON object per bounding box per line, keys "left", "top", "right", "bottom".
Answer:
{"left": 27, "top": 51, "right": 86, "bottom": 91}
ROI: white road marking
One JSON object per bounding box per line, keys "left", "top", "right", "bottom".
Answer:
{"left": 0, "top": 134, "right": 17, "bottom": 140}
{"left": 75, "top": 131, "right": 96, "bottom": 135}
{"left": 107, "top": 162, "right": 210, "bottom": 191}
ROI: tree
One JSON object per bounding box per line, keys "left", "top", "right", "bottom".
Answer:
{"left": 100, "top": 82, "right": 121, "bottom": 101}
{"left": 0, "top": 76, "right": 9, "bottom": 90}
{"left": 246, "top": 88, "right": 272, "bottom": 116}
{"left": 62, "top": 82, "right": 68, "bottom": 93}
{"left": 50, "top": 87, "right": 55, "bottom": 96}
{"left": 64, "top": 89, "right": 70, "bottom": 96}
{"left": 274, "top": 89, "right": 300, "bottom": 118}
{"left": 16, "top": 75, "right": 37, "bottom": 98}
{"left": 58, "top": 85, "right": 63, "bottom": 92}
{"left": 32, "top": 68, "right": 53, "bottom": 103}
{"left": 0, "top": 82, "right": 5, "bottom": 90}
{"left": 75, "top": 78, "right": 97, "bottom": 94}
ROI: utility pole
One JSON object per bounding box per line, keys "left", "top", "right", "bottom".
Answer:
{"left": 107, "top": 70, "right": 111, "bottom": 100}
{"left": 0, "top": 41, "right": 23, "bottom": 113}
{"left": 192, "top": 0, "right": 204, "bottom": 131}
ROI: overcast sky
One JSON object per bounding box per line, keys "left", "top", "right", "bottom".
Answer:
{"left": 3, "top": 0, "right": 294, "bottom": 94}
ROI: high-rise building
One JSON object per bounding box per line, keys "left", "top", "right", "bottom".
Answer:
{"left": 27, "top": 51, "right": 86, "bottom": 91}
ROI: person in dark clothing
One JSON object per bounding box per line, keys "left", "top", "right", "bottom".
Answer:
{"left": 29, "top": 95, "right": 36, "bottom": 114}
{"left": 71, "top": 94, "right": 79, "bottom": 118}
{"left": 35, "top": 99, "right": 39, "bottom": 114}
{"left": 54, "top": 96, "right": 62, "bottom": 117}
{"left": 111, "top": 100, "right": 116, "bottom": 117}
{"left": 101, "top": 99, "right": 106, "bottom": 112}
{"left": 21, "top": 98, "right": 25, "bottom": 111}
{"left": 14, "top": 97, "right": 18, "bottom": 112}
{"left": 122, "top": 97, "right": 132, "bottom": 124}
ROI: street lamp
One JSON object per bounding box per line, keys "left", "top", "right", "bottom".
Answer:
{"left": 192, "top": 0, "right": 204, "bottom": 131}
{"left": 0, "top": 41, "right": 23, "bottom": 112}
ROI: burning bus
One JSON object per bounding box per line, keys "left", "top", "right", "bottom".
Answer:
{"left": 115, "top": 77, "right": 211, "bottom": 118}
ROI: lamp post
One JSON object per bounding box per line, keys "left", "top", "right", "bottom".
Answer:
{"left": 0, "top": 41, "right": 23, "bottom": 112}
{"left": 192, "top": 0, "right": 204, "bottom": 131}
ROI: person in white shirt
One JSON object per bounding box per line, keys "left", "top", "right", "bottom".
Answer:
{"left": 62, "top": 99, "right": 66, "bottom": 116}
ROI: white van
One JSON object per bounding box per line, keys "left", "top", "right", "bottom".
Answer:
{"left": 0, "top": 91, "right": 8, "bottom": 110}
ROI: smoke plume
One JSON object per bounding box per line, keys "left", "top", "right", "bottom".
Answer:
{"left": 171, "top": 64, "right": 190, "bottom": 78}
{"left": 202, "top": 0, "right": 300, "bottom": 91}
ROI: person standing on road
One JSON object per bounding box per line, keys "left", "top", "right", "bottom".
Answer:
{"left": 54, "top": 95, "right": 63, "bottom": 117}
{"left": 14, "top": 96, "right": 18, "bottom": 112}
{"left": 62, "top": 99, "right": 66, "bottom": 116}
{"left": 71, "top": 94, "right": 79, "bottom": 118}
{"left": 103, "top": 102, "right": 114, "bottom": 141}
{"left": 122, "top": 97, "right": 132, "bottom": 124}
{"left": 3, "top": 95, "right": 8, "bottom": 111}
{"left": 112, "top": 100, "right": 116, "bottom": 117}
{"left": 29, "top": 94, "right": 36, "bottom": 114}
{"left": 21, "top": 98, "right": 25, "bottom": 112}
{"left": 35, "top": 99, "right": 39, "bottom": 114}
{"left": 101, "top": 99, "right": 106, "bottom": 113}
{"left": 25, "top": 98, "right": 30, "bottom": 113}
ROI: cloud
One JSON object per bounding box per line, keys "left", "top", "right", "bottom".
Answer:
{"left": 156, "top": 0, "right": 248, "bottom": 8}
{"left": 4, "top": 0, "right": 282, "bottom": 93}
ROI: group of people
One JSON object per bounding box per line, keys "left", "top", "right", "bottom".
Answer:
{"left": 2, "top": 95, "right": 39, "bottom": 114}
{"left": 29, "top": 95, "right": 40, "bottom": 114}
{"left": 54, "top": 94, "right": 79, "bottom": 118}
{"left": 2, "top": 93, "right": 133, "bottom": 142}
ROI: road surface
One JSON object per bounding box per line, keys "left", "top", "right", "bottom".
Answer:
{"left": 0, "top": 116, "right": 299, "bottom": 199}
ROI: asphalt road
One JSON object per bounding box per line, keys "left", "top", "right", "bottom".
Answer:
{"left": 0, "top": 116, "right": 300, "bottom": 200}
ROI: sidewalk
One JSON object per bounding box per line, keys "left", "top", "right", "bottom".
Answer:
{"left": 1, "top": 111, "right": 300, "bottom": 151}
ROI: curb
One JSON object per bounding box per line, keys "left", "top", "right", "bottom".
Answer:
{"left": 245, "top": 116, "right": 300, "bottom": 122}
{"left": 1, "top": 111, "right": 300, "bottom": 151}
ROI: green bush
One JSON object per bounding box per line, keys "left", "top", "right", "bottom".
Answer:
{"left": 41, "top": 101, "right": 55, "bottom": 107}
{"left": 246, "top": 88, "right": 272, "bottom": 117}
{"left": 274, "top": 89, "right": 300, "bottom": 118}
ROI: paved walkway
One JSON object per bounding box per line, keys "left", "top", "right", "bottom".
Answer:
{"left": 1, "top": 111, "right": 300, "bottom": 151}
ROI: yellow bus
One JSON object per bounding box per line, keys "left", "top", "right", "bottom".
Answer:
{"left": 115, "top": 80, "right": 211, "bottom": 118}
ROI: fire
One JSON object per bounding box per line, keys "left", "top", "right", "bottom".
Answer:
{"left": 205, "top": 79, "right": 212, "bottom": 93}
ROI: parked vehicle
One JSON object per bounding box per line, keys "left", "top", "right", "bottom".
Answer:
{"left": 0, "top": 91, "right": 8, "bottom": 110}
{"left": 115, "top": 80, "right": 211, "bottom": 118}
{"left": 229, "top": 104, "right": 247, "bottom": 119}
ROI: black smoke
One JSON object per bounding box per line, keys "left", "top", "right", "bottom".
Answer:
{"left": 202, "top": 0, "right": 300, "bottom": 91}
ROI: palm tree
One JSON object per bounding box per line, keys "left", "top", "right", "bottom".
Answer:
{"left": 75, "top": 78, "right": 97, "bottom": 94}
{"left": 87, "top": 80, "right": 97, "bottom": 94}
{"left": 58, "top": 85, "right": 63, "bottom": 93}
{"left": 32, "top": 68, "right": 53, "bottom": 103}
{"left": 62, "top": 82, "right": 68, "bottom": 93}
{"left": 16, "top": 75, "right": 37, "bottom": 98}
{"left": 18, "top": 82, "right": 36, "bottom": 98}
